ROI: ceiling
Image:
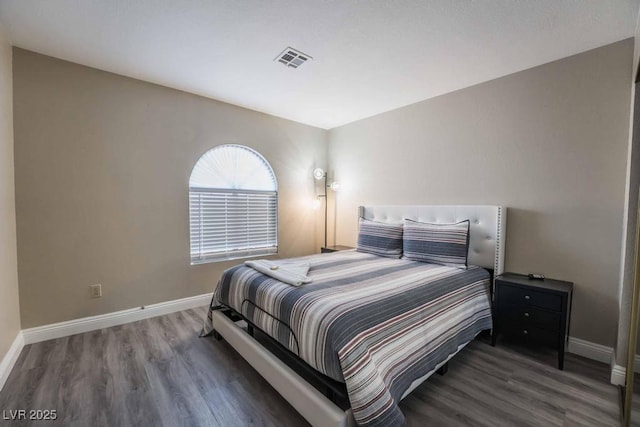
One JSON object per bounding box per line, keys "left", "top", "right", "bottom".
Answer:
{"left": 0, "top": 1, "right": 638, "bottom": 129}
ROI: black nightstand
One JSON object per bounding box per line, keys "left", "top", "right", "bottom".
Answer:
{"left": 492, "top": 273, "right": 573, "bottom": 370}
{"left": 321, "top": 245, "right": 354, "bottom": 253}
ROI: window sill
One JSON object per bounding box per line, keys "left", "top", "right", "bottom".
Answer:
{"left": 191, "top": 249, "right": 278, "bottom": 265}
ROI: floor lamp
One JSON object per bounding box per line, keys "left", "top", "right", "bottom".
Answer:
{"left": 313, "top": 168, "right": 339, "bottom": 248}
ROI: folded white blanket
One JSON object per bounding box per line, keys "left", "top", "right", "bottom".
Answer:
{"left": 244, "top": 259, "right": 313, "bottom": 286}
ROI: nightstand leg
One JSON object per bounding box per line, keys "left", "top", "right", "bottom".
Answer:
{"left": 558, "top": 337, "right": 566, "bottom": 370}
{"left": 491, "top": 327, "right": 497, "bottom": 346}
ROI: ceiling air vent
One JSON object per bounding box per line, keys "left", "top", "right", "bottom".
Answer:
{"left": 275, "top": 47, "right": 312, "bottom": 69}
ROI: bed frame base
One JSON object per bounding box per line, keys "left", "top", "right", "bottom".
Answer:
{"left": 210, "top": 309, "right": 357, "bottom": 427}
{"left": 216, "top": 306, "right": 351, "bottom": 407}
{"left": 436, "top": 363, "right": 449, "bottom": 376}
{"left": 210, "top": 309, "right": 472, "bottom": 426}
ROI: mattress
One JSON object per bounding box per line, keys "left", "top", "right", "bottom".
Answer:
{"left": 203, "top": 250, "right": 492, "bottom": 426}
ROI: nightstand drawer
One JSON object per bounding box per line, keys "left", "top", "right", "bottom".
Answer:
{"left": 501, "top": 323, "right": 557, "bottom": 347}
{"left": 498, "top": 306, "right": 560, "bottom": 331}
{"left": 499, "top": 284, "right": 562, "bottom": 312}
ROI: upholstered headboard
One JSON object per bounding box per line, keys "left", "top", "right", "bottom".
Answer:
{"left": 358, "top": 205, "right": 506, "bottom": 274}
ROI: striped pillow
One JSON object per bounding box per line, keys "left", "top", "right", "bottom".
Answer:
{"left": 403, "top": 219, "right": 470, "bottom": 268}
{"left": 356, "top": 219, "right": 403, "bottom": 258}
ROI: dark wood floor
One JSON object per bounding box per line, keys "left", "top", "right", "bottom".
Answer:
{"left": 0, "top": 306, "right": 624, "bottom": 426}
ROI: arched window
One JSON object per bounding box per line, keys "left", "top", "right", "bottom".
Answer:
{"left": 189, "top": 145, "right": 278, "bottom": 264}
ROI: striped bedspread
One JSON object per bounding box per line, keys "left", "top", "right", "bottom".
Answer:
{"left": 203, "top": 250, "right": 492, "bottom": 426}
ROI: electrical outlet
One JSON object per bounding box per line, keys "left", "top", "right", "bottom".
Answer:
{"left": 90, "top": 284, "right": 102, "bottom": 298}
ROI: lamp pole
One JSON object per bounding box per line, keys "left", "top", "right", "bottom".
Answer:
{"left": 323, "top": 173, "right": 328, "bottom": 248}
{"left": 313, "top": 168, "right": 331, "bottom": 250}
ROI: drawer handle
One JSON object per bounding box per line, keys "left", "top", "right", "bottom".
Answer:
{"left": 524, "top": 295, "right": 530, "bottom": 300}
{"left": 523, "top": 330, "right": 528, "bottom": 335}
{"left": 524, "top": 312, "right": 529, "bottom": 317}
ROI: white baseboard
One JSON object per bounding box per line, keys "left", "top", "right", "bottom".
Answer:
{"left": 0, "top": 331, "right": 24, "bottom": 391}
{"left": 609, "top": 358, "right": 640, "bottom": 386}
{"left": 612, "top": 364, "right": 626, "bottom": 386}
{"left": 566, "top": 336, "right": 640, "bottom": 385}
{"left": 22, "top": 293, "right": 213, "bottom": 345}
{"left": 567, "top": 336, "right": 612, "bottom": 364}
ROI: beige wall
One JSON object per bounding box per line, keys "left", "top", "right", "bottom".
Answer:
{"left": 13, "top": 49, "right": 327, "bottom": 328}
{"left": 328, "top": 39, "right": 633, "bottom": 347}
{"left": 0, "top": 31, "right": 20, "bottom": 360}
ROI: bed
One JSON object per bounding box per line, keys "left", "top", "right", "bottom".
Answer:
{"left": 203, "top": 205, "right": 506, "bottom": 427}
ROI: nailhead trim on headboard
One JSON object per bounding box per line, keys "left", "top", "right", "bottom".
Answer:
{"left": 494, "top": 206, "right": 503, "bottom": 275}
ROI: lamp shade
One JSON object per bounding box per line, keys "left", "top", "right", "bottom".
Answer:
{"left": 329, "top": 181, "right": 340, "bottom": 191}
{"left": 313, "top": 168, "right": 325, "bottom": 180}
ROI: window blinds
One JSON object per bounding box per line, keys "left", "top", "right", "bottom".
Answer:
{"left": 189, "top": 145, "right": 278, "bottom": 264}
{"left": 189, "top": 188, "right": 278, "bottom": 263}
